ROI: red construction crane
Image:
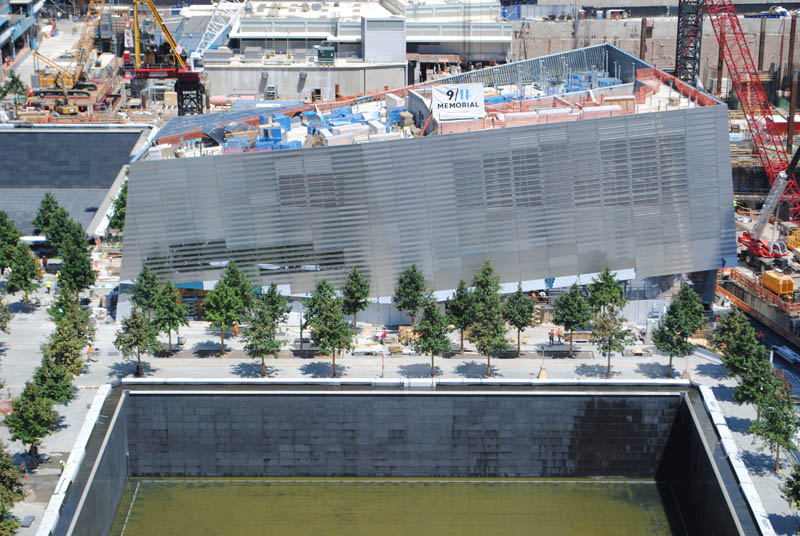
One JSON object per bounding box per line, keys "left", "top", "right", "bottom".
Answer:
{"left": 703, "top": 0, "right": 800, "bottom": 222}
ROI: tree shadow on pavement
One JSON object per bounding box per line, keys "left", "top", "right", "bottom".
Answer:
{"left": 107, "top": 360, "right": 158, "bottom": 379}
{"left": 231, "top": 361, "right": 279, "bottom": 378}
{"left": 574, "top": 364, "right": 620, "bottom": 378}
{"left": 300, "top": 361, "right": 348, "bottom": 378}
{"left": 694, "top": 362, "right": 729, "bottom": 380}
{"left": 769, "top": 513, "right": 800, "bottom": 536}
{"left": 634, "top": 362, "right": 672, "bottom": 379}
{"left": 455, "top": 360, "right": 500, "bottom": 378}
{"left": 398, "top": 363, "right": 443, "bottom": 378}
{"left": 711, "top": 384, "right": 736, "bottom": 403}
{"left": 0, "top": 342, "right": 5, "bottom": 356}
{"left": 741, "top": 449, "right": 778, "bottom": 477}
{"left": 725, "top": 415, "right": 752, "bottom": 434}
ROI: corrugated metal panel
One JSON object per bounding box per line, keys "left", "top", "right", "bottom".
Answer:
{"left": 122, "top": 105, "right": 736, "bottom": 296}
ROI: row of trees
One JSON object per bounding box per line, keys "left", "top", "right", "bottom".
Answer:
{"left": 711, "top": 308, "right": 799, "bottom": 473}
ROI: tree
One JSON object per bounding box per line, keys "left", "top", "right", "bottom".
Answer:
{"left": 783, "top": 464, "right": 800, "bottom": 507}
{"left": 393, "top": 264, "right": 426, "bottom": 325}
{"left": 154, "top": 281, "right": 189, "bottom": 353}
{"left": 749, "top": 383, "right": 800, "bottom": 472}
{"left": 735, "top": 356, "right": 781, "bottom": 420}
{"left": 41, "top": 321, "right": 85, "bottom": 376}
{"left": 48, "top": 288, "right": 95, "bottom": 346}
{"left": 109, "top": 180, "right": 128, "bottom": 231}
{"left": 132, "top": 266, "right": 161, "bottom": 317}
{"left": 414, "top": 294, "right": 451, "bottom": 377}
{"left": 0, "top": 442, "right": 23, "bottom": 533}
{"left": 0, "top": 298, "right": 10, "bottom": 334}
{"left": 59, "top": 238, "right": 95, "bottom": 294}
{"left": 0, "top": 211, "right": 21, "bottom": 274}
{"left": 33, "top": 356, "right": 75, "bottom": 404}
{"left": 243, "top": 283, "right": 290, "bottom": 377}
{"left": 592, "top": 306, "right": 631, "bottom": 378}
{"left": 219, "top": 261, "right": 254, "bottom": 317}
{"left": 653, "top": 285, "right": 705, "bottom": 377}
{"left": 503, "top": 284, "right": 536, "bottom": 355}
{"left": 42, "top": 207, "right": 71, "bottom": 253}
{"left": 5, "top": 381, "right": 58, "bottom": 465}
{"left": 446, "top": 279, "right": 474, "bottom": 354}
{"left": 470, "top": 260, "right": 508, "bottom": 377}
{"left": 588, "top": 268, "right": 627, "bottom": 314}
{"left": 341, "top": 267, "right": 370, "bottom": 329}
{"left": 553, "top": 284, "right": 591, "bottom": 357}
{"left": 711, "top": 307, "right": 764, "bottom": 378}
{"left": 203, "top": 282, "right": 241, "bottom": 355}
{"left": 114, "top": 309, "right": 160, "bottom": 376}
{"left": 31, "top": 192, "right": 62, "bottom": 236}
{"left": 305, "top": 280, "right": 352, "bottom": 378}
{"left": 7, "top": 243, "right": 39, "bottom": 312}
{"left": 0, "top": 70, "right": 27, "bottom": 116}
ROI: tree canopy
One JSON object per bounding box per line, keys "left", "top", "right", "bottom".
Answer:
{"left": 33, "top": 356, "right": 75, "bottom": 405}
{"left": 219, "top": 261, "right": 254, "bottom": 316}
{"left": 41, "top": 320, "right": 85, "bottom": 376}
{"left": 58, "top": 238, "right": 95, "bottom": 294}
{"left": 48, "top": 288, "right": 95, "bottom": 346}
{"left": 711, "top": 307, "right": 765, "bottom": 378}
{"left": 446, "top": 279, "right": 474, "bottom": 354}
{"left": 154, "top": 281, "right": 189, "bottom": 353}
{"left": 588, "top": 268, "right": 627, "bottom": 313}
{"left": 0, "top": 298, "right": 10, "bottom": 334}
{"left": 749, "top": 382, "right": 800, "bottom": 472}
{"left": 305, "top": 280, "right": 352, "bottom": 377}
{"left": 7, "top": 243, "right": 39, "bottom": 312}
{"left": 393, "top": 264, "right": 426, "bottom": 325}
{"left": 592, "top": 306, "right": 630, "bottom": 378}
{"left": 243, "top": 283, "right": 291, "bottom": 377}
{"left": 553, "top": 283, "right": 591, "bottom": 356}
{"left": 109, "top": 180, "right": 128, "bottom": 231}
{"left": 114, "top": 309, "right": 160, "bottom": 376}
{"left": 5, "top": 381, "right": 58, "bottom": 463}
{"left": 341, "top": 267, "right": 370, "bottom": 329}
{"left": 653, "top": 285, "right": 704, "bottom": 377}
{"left": 414, "top": 293, "right": 451, "bottom": 377}
{"left": 503, "top": 284, "right": 535, "bottom": 354}
{"left": 131, "top": 266, "right": 161, "bottom": 317}
{"left": 0, "top": 211, "right": 21, "bottom": 274}
{"left": 203, "top": 281, "right": 241, "bottom": 355}
{"left": 470, "top": 260, "right": 507, "bottom": 376}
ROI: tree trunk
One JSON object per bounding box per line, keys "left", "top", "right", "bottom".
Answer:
{"left": 757, "top": 406, "right": 761, "bottom": 420}
{"left": 569, "top": 332, "right": 573, "bottom": 357}
{"left": 606, "top": 352, "right": 611, "bottom": 378}
{"left": 431, "top": 353, "right": 435, "bottom": 378}
{"left": 30, "top": 444, "right": 38, "bottom": 467}
{"left": 300, "top": 321, "right": 304, "bottom": 352}
{"left": 353, "top": 312, "right": 357, "bottom": 330}
{"left": 24, "top": 293, "right": 29, "bottom": 313}
{"left": 668, "top": 354, "right": 673, "bottom": 377}
{"left": 460, "top": 330, "right": 464, "bottom": 354}
{"left": 220, "top": 328, "right": 225, "bottom": 356}
{"left": 410, "top": 314, "right": 415, "bottom": 326}
{"left": 168, "top": 330, "right": 172, "bottom": 353}
{"left": 776, "top": 443, "right": 781, "bottom": 472}
{"left": 332, "top": 349, "right": 337, "bottom": 378}
{"left": 261, "top": 355, "right": 266, "bottom": 378}
{"left": 517, "top": 328, "right": 521, "bottom": 355}
{"left": 136, "top": 348, "right": 142, "bottom": 377}
{"left": 487, "top": 353, "right": 492, "bottom": 378}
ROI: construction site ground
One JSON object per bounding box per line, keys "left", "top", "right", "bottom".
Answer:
{"left": 0, "top": 271, "right": 799, "bottom": 534}
{"left": 13, "top": 19, "right": 84, "bottom": 92}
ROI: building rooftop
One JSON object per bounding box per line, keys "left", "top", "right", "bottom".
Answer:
{"left": 151, "top": 44, "right": 718, "bottom": 159}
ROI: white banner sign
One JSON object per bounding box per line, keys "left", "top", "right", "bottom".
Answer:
{"left": 431, "top": 83, "right": 485, "bottom": 120}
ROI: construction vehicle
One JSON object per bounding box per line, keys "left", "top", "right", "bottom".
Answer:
{"left": 737, "top": 148, "right": 800, "bottom": 272}
{"left": 54, "top": 98, "right": 79, "bottom": 115}
{"left": 779, "top": 221, "right": 800, "bottom": 250}
{"left": 761, "top": 270, "right": 795, "bottom": 300}
{"left": 122, "top": 0, "right": 205, "bottom": 115}
{"left": 31, "top": 0, "right": 106, "bottom": 99}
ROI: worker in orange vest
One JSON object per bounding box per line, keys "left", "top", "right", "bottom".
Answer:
{"left": 556, "top": 328, "right": 563, "bottom": 344}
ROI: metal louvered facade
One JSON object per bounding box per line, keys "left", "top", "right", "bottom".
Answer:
{"left": 121, "top": 104, "right": 737, "bottom": 296}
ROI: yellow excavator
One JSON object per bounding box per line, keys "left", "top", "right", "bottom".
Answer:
{"left": 31, "top": 0, "right": 105, "bottom": 98}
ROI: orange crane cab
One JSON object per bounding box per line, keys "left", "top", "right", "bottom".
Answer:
{"left": 122, "top": 0, "right": 204, "bottom": 115}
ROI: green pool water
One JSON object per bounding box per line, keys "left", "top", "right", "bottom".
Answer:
{"left": 110, "top": 478, "right": 679, "bottom": 536}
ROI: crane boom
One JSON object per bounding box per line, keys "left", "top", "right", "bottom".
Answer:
{"left": 703, "top": 0, "right": 800, "bottom": 223}
{"left": 193, "top": 0, "right": 246, "bottom": 59}
{"left": 70, "top": 0, "right": 107, "bottom": 82}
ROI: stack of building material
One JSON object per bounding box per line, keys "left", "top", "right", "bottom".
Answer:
{"left": 385, "top": 93, "right": 404, "bottom": 110}
{"left": 367, "top": 120, "right": 387, "bottom": 134}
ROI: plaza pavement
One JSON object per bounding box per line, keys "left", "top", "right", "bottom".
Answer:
{"left": 1, "top": 283, "right": 799, "bottom": 535}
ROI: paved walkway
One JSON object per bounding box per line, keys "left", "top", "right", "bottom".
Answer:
{"left": 1, "top": 283, "right": 799, "bottom": 534}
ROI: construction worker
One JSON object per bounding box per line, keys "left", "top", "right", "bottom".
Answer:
{"left": 45, "top": 280, "right": 52, "bottom": 294}
{"left": 548, "top": 329, "right": 554, "bottom": 346}
{"left": 556, "top": 327, "right": 563, "bottom": 344}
